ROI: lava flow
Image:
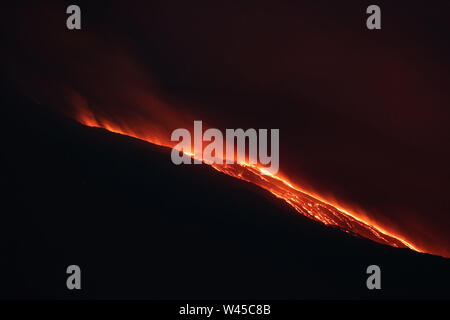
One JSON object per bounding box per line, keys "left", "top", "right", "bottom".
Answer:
{"left": 77, "top": 108, "right": 423, "bottom": 253}
{"left": 214, "top": 163, "right": 420, "bottom": 251}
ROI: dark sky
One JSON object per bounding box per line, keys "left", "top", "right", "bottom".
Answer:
{"left": 2, "top": 0, "right": 450, "bottom": 257}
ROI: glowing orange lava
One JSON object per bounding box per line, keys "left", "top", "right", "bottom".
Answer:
{"left": 77, "top": 109, "right": 423, "bottom": 253}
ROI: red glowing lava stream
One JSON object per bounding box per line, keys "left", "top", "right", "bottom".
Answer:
{"left": 77, "top": 110, "right": 422, "bottom": 253}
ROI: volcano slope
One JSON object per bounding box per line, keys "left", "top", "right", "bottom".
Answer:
{"left": 1, "top": 88, "right": 449, "bottom": 299}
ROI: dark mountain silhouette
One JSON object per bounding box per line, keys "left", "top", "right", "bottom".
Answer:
{"left": 1, "top": 86, "right": 449, "bottom": 299}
